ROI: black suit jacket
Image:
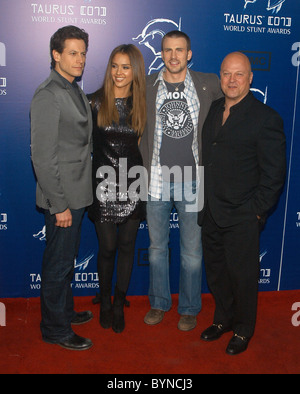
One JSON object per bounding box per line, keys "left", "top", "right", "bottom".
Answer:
{"left": 198, "top": 92, "right": 286, "bottom": 227}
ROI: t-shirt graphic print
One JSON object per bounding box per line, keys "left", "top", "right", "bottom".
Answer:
{"left": 159, "top": 80, "right": 196, "bottom": 182}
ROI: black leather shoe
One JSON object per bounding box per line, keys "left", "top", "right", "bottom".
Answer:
{"left": 57, "top": 333, "right": 93, "bottom": 351}
{"left": 71, "top": 311, "right": 93, "bottom": 325}
{"left": 201, "top": 324, "right": 232, "bottom": 341}
{"left": 226, "top": 334, "right": 250, "bottom": 355}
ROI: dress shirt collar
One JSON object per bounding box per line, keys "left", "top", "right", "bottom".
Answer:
{"left": 222, "top": 91, "right": 253, "bottom": 113}
{"left": 53, "top": 69, "right": 80, "bottom": 91}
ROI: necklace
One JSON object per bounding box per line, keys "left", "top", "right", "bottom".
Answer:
{"left": 165, "top": 79, "right": 185, "bottom": 92}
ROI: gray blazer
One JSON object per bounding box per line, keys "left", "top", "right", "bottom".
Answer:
{"left": 139, "top": 69, "right": 223, "bottom": 178}
{"left": 30, "top": 70, "right": 93, "bottom": 215}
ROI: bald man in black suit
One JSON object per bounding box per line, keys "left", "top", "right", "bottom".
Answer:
{"left": 198, "top": 52, "right": 286, "bottom": 355}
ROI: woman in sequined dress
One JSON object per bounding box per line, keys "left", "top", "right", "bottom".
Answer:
{"left": 88, "top": 45, "right": 146, "bottom": 333}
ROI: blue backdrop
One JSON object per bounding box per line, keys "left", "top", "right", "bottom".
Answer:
{"left": 0, "top": 0, "right": 299, "bottom": 298}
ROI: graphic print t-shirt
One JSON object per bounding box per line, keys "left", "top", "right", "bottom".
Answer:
{"left": 159, "top": 80, "right": 196, "bottom": 182}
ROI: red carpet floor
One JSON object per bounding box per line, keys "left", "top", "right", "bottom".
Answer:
{"left": 0, "top": 290, "right": 299, "bottom": 375}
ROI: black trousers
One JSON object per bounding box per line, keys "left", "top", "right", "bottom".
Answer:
{"left": 41, "top": 208, "right": 85, "bottom": 342}
{"left": 202, "top": 207, "right": 261, "bottom": 338}
{"left": 94, "top": 219, "right": 140, "bottom": 295}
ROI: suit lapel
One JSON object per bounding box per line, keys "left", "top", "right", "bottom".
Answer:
{"left": 190, "top": 70, "right": 212, "bottom": 133}
{"left": 67, "top": 84, "right": 87, "bottom": 115}
{"left": 80, "top": 89, "right": 93, "bottom": 139}
{"left": 50, "top": 71, "right": 92, "bottom": 140}
{"left": 146, "top": 75, "right": 159, "bottom": 156}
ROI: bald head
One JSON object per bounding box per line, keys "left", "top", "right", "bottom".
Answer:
{"left": 220, "top": 52, "right": 253, "bottom": 107}
{"left": 221, "top": 52, "right": 252, "bottom": 74}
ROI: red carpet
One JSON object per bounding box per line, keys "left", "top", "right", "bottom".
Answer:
{"left": 0, "top": 290, "right": 299, "bottom": 375}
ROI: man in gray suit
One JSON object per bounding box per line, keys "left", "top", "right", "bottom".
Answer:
{"left": 31, "top": 26, "right": 93, "bottom": 351}
{"left": 140, "top": 31, "right": 222, "bottom": 331}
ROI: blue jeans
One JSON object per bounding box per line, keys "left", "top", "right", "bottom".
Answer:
{"left": 40, "top": 208, "right": 85, "bottom": 342}
{"left": 146, "top": 181, "right": 203, "bottom": 316}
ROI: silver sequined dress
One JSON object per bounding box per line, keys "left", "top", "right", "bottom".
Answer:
{"left": 88, "top": 96, "right": 144, "bottom": 224}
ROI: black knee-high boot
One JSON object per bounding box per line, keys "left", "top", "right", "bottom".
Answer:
{"left": 100, "top": 287, "right": 112, "bottom": 329}
{"left": 112, "top": 286, "right": 126, "bottom": 333}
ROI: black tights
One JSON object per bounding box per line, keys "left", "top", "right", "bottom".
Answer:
{"left": 95, "top": 219, "right": 140, "bottom": 294}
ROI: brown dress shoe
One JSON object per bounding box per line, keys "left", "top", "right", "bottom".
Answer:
{"left": 178, "top": 315, "right": 197, "bottom": 331}
{"left": 144, "top": 309, "right": 165, "bottom": 325}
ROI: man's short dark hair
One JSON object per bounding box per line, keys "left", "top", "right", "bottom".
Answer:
{"left": 50, "top": 25, "right": 89, "bottom": 69}
{"left": 161, "top": 30, "right": 191, "bottom": 52}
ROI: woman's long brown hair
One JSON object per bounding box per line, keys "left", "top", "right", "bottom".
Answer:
{"left": 92, "top": 44, "right": 146, "bottom": 137}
